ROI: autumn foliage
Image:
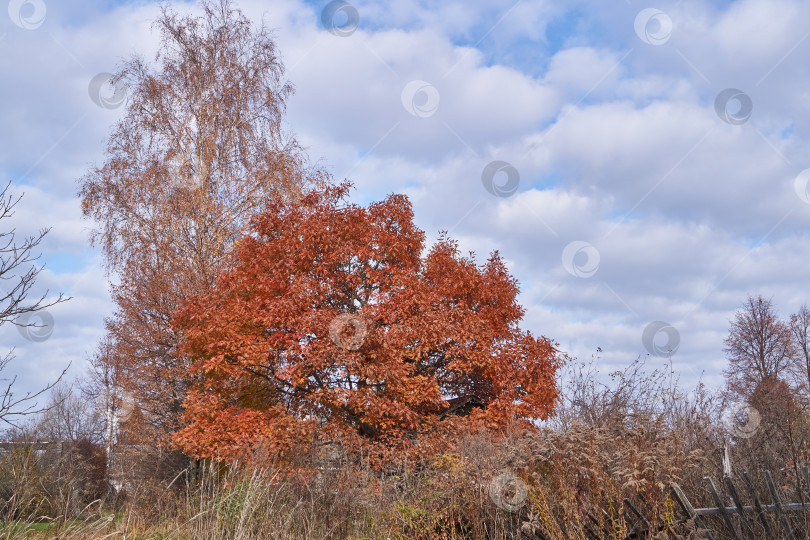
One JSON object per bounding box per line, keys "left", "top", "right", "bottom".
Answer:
{"left": 78, "top": 0, "right": 320, "bottom": 442}
{"left": 173, "top": 183, "right": 562, "bottom": 464}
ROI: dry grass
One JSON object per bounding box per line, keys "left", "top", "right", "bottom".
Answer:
{"left": 0, "top": 430, "right": 711, "bottom": 539}
{"left": 5, "top": 356, "right": 808, "bottom": 539}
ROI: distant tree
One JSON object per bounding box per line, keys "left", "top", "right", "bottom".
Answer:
{"left": 721, "top": 299, "right": 810, "bottom": 506}
{"left": 78, "top": 0, "right": 322, "bottom": 442}
{"left": 6, "top": 381, "right": 109, "bottom": 517}
{"left": 0, "top": 181, "right": 68, "bottom": 426}
{"left": 173, "top": 184, "right": 563, "bottom": 466}
{"left": 81, "top": 337, "right": 129, "bottom": 473}
{"left": 789, "top": 304, "right": 810, "bottom": 399}
{"left": 33, "top": 381, "right": 103, "bottom": 443}
{"left": 727, "top": 376, "right": 809, "bottom": 504}
{"left": 723, "top": 295, "right": 796, "bottom": 399}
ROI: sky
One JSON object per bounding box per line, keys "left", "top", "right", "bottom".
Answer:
{"left": 1, "top": 0, "right": 809, "bottom": 404}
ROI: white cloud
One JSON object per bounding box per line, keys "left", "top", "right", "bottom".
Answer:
{"left": 3, "top": 0, "right": 810, "bottom": 402}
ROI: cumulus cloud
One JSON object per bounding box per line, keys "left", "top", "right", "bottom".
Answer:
{"left": 2, "top": 0, "right": 810, "bottom": 401}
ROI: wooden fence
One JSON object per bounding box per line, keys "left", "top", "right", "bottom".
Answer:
{"left": 669, "top": 468, "right": 810, "bottom": 540}
{"left": 599, "top": 468, "right": 810, "bottom": 539}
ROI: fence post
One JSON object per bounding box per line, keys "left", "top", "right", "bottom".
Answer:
{"left": 705, "top": 477, "right": 739, "bottom": 540}
{"left": 623, "top": 497, "right": 650, "bottom": 535}
{"left": 742, "top": 470, "right": 775, "bottom": 539}
{"left": 764, "top": 470, "right": 795, "bottom": 540}
{"left": 585, "top": 509, "right": 608, "bottom": 538}
{"left": 670, "top": 482, "right": 715, "bottom": 540}
{"left": 724, "top": 475, "right": 756, "bottom": 540}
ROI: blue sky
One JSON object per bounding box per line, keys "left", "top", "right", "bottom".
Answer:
{"left": 2, "top": 0, "right": 810, "bottom": 403}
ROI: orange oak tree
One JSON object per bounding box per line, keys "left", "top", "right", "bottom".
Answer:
{"left": 173, "top": 183, "right": 562, "bottom": 464}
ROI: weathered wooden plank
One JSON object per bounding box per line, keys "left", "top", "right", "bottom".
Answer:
{"left": 582, "top": 520, "right": 601, "bottom": 540}
{"left": 694, "top": 501, "right": 810, "bottom": 515}
{"left": 624, "top": 497, "right": 650, "bottom": 533}
{"left": 585, "top": 509, "right": 608, "bottom": 538}
{"left": 724, "top": 474, "right": 756, "bottom": 540}
{"left": 742, "top": 470, "right": 775, "bottom": 539}
{"left": 764, "top": 470, "right": 795, "bottom": 540}
{"left": 706, "top": 477, "right": 739, "bottom": 539}
{"left": 585, "top": 510, "right": 600, "bottom": 529}
{"left": 670, "top": 482, "right": 715, "bottom": 540}
{"left": 622, "top": 508, "right": 635, "bottom": 535}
